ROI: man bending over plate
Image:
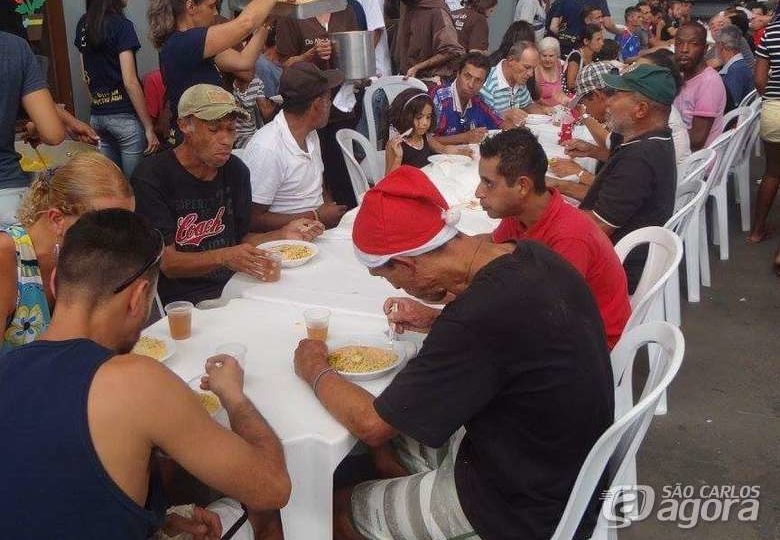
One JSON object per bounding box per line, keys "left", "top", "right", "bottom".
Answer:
{"left": 0, "top": 209, "right": 290, "bottom": 539}
{"left": 293, "top": 166, "right": 614, "bottom": 540}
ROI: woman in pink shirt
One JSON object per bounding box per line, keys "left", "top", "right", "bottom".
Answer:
{"left": 535, "top": 37, "right": 568, "bottom": 106}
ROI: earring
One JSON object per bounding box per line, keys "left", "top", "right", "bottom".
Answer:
{"left": 53, "top": 242, "right": 61, "bottom": 262}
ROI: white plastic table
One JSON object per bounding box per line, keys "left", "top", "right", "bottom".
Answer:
{"left": 148, "top": 298, "right": 415, "bottom": 540}
{"left": 222, "top": 162, "right": 500, "bottom": 307}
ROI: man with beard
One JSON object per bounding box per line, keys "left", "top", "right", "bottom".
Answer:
{"left": 576, "top": 63, "right": 677, "bottom": 291}
{"left": 293, "top": 165, "right": 614, "bottom": 540}
{"left": 673, "top": 22, "right": 727, "bottom": 150}
{"left": 0, "top": 209, "right": 291, "bottom": 538}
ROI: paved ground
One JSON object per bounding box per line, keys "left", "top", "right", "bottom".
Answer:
{"left": 621, "top": 156, "right": 780, "bottom": 540}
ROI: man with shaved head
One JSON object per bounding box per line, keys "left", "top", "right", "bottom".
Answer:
{"left": 673, "top": 22, "right": 727, "bottom": 150}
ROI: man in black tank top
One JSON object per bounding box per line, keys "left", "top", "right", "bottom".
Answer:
{"left": 0, "top": 210, "right": 291, "bottom": 539}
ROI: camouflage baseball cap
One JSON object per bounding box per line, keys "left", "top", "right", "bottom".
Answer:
{"left": 178, "top": 84, "right": 250, "bottom": 121}
{"left": 569, "top": 61, "right": 620, "bottom": 107}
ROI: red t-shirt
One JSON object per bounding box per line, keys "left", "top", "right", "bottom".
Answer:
{"left": 492, "top": 189, "right": 631, "bottom": 349}
{"left": 142, "top": 69, "right": 165, "bottom": 120}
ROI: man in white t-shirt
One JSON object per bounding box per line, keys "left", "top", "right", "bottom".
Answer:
{"left": 355, "top": 0, "right": 393, "bottom": 77}
{"left": 244, "top": 63, "right": 348, "bottom": 230}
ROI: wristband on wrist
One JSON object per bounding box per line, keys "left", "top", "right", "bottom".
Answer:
{"left": 312, "top": 208, "right": 320, "bottom": 222}
{"left": 312, "top": 367, "right": 335, "bottom": 397}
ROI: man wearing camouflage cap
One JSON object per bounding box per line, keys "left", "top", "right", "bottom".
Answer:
{"left": 132, "top": 84, "right": 322, "bottom": 306}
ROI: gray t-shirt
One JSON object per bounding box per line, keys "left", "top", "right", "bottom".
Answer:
{"left": 1, "top": 32, "right": 47, "bottom": 186}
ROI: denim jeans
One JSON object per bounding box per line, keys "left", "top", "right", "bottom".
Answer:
{"left": 90, "top": 113, "right": 146, "bottom": 178}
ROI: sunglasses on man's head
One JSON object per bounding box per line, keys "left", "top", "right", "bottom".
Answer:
{"left": 113, "top": 229, "right": 165, "bottom": 294}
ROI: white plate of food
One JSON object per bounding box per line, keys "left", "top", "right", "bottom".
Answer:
{"left": 327, "top": 335, "right": 417, "bottom": 381}
{"left": 132, "top": 334, "right": 176, "bottom": 363}
{"left": 427, "top": 154, "right": 472, "bottom": 166}
{"left": 258, "top": 239, "right": 319, "bottom": 268}
{"left": 187, "top": 376, "right": 230, "bottom": 428}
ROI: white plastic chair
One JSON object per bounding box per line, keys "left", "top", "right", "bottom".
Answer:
{"left": 730, "top": 101, "right": 761, "bottom": 232}
{"left": 616, "top": 227, "right": 684, "bottom": 332}
{"left": 695, "top": 129, "right": 734, "bottom": 290}
{"left": 706, "top": 106, "right": 755, "bottom": 261}
{"left": 550, "top": 322, "right": 685, "bottom": 540}
{"left": 663, "top": 178, "right": 708, "bottom": 325}
{"left": 362, "top": 75, "right": 427, "bottom": 151}
{"left": 668, "top": 149, "right": 715, "bottom": 306}
{"left": 615, "top": 226, "right": 683, "bottom": 415}
{"left": 336, "top": 129, "right": 378, "bottom": 203}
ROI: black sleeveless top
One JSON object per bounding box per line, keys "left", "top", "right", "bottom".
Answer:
{"left": 0, "top": 338, "right": 166, "bottom": 539}
{"left": 401, "top": 137, "right": 436, "bottom": 169}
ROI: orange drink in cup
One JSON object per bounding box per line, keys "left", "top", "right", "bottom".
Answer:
{"left": 264, "top": 251, "right": 282, "bottom": 282}
{"left": 164, "top": 301, "right": 193, "bottom": 340}
{"left": 304, "top": 308, "right": 330, "bottom": 341}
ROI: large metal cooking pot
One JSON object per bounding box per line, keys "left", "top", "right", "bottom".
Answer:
{"left": 329, "top": 30, "right": 376, "bottom": 81}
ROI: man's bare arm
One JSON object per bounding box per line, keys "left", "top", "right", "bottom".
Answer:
{"left": 689, "top": 116, "right": 715, "bottom": 151}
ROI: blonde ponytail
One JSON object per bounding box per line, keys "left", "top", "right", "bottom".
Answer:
{"left": 17, "top": 152, "right": 133, "bottom": 227}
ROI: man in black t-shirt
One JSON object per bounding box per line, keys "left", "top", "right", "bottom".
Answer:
{"left": 293, "top": 166, "right": 614, "bottom": 540}
{"left": 132, "top": 84, "right": 323, "bottom": 305}
{"left": 577, "top": 64, "right": 677, "bottom": 291}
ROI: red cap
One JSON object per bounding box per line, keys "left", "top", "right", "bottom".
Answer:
{"left": 352, "top": 166, "right": 461, "bottom": 268}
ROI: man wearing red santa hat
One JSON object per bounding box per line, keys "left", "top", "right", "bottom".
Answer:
{"left": 293, "top": 165, "right": 614, "bottom": 540}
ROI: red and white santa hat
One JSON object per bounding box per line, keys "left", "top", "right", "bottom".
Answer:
{"left": 352, "top": 165, "right": 461, "bottom": 268}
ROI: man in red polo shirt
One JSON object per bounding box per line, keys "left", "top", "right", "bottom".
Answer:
{"left": 476, "top": 128, "right": 631, "bottom": 348}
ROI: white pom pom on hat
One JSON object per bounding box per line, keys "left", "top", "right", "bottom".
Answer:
{"left": 441, "top": 207, "right": 461, "bottom": 227}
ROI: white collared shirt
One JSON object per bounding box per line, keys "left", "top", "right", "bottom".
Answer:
{"left": 719, "top": 52, "right": 744, "bottom": 75}
{"left": 243, "top": 111, "right": 324, "bottom": 214}
{"left": 450, "top": 80, "right": 473, "bottom": 115}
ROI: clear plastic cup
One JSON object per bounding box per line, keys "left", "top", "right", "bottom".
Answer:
{"left": 215, "top": 342, "right": 248, "bottom": 368}
{"left": 304, "top": 307, "right": 331, "bottom": 341}
{"left": 164, "top": 301, "right": 193, "bottom": 340}
{"left": 264, "top": 251, "right": 282, "bottom": 282}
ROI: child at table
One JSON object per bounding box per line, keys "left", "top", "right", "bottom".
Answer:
{"left": 385, "top": 89, "right": 472, "bottom": 173}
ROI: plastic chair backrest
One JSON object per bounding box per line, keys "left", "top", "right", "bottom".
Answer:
{"left": 362, "top": 76, "right": 428, "bottom": 151}
{"left": 615, "top": 227, "right": 683, "bottom": 329}
{"left": 699, "top": 127, "right": 735, "bottom": 203}
{"left": 550, "top": 322, "right": 685, "bottom": 540}
{"left": 738, "top": 88, "right": 758, "bottom": 108}
{"left": 336, "top": 129, "right": 373, "bottom": 203}
{"left": 732, "top": 106, "right": 761, "bottom": 165}
{"left": 665, "top": 179, "right": 706, "bottom": 236}
{"left": 708, "top": 107, "right": 753, "bottom": 190}
{"left": 663, "top": 148, "right": 714, "bottom": 236}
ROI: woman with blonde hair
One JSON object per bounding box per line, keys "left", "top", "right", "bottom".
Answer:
{"left": 147, "top": 0, "right": 275, "bottom": 131}
{"left": 0, "top": 152, "right": 134, "bottom": 351}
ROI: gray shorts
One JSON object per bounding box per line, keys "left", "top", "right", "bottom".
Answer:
{"left": 350, "top": 429, "right": 480, "bottom": 540}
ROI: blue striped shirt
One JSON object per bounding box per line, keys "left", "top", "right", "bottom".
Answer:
{"left": 479, "top": 60, "right": 532, "bottom": 115}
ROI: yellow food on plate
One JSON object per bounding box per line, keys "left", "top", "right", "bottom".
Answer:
{"left": 328, "top": 346, "right": 399, "bottom": 373}
{"left": 20, "top": 156, "right": 47, "bottom": 172}
{"left": 132, "top": 336, "right": 167, "bottom": 361}
{"left": 272, "top": 244, "right": 313, "bottom": 261}
{"left": 195, "top": 391, "right": 222, "bottom": 414}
